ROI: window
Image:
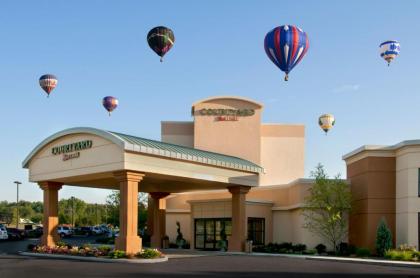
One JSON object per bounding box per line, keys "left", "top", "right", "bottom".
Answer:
{"left": 194, "top": 218, "right": 231, "bottom": 250}
{"left": 247, "top": 218, "right": 265, "bottom": 245}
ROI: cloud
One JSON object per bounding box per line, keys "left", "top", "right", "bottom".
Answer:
{"left": 333, "top": 84, "right": 360, "bottom": 93}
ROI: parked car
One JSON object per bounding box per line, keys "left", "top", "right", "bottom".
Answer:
{"left": 57, "top": 226, "right": 73, "bottom": 238}
{"left": 91, "top": 226, "right": 103, "bottom": 235}
{"left": 0, "top": 225, "right": 8, "bottom": 240}
{"left": 79, "top": 226, "right": 93, "bottom": 236}
{"left": 27, "top": 226, "right": 43, "bottom": 238}
{"left": 6, "top": 228, "right": 25, "bottom": 240}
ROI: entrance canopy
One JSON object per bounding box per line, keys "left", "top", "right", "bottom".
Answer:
{"left": 22, "top": 127, "right": 262, "bottom": 193}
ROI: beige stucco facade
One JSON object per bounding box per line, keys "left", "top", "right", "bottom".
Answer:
{"left": 161, "top": 96, "right": 325, "bottom": 250}
{"left": 344, "top": 141, "right": 420, "bottom": 250}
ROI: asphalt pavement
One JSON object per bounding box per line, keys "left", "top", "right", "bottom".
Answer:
{"left": 1, "top": 238, "right": 420, "bottom": 277}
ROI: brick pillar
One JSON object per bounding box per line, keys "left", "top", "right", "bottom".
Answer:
{"left": 113, "top": 171, "right": 144, "bottom": 254}
{"left": 228, "top": 186, "right": 250, "bottom": 252}
{"left": 38, "top": 181, "right": 62, "bottom": 247}
{"left": 150, "top": 192, "right": 170, "bottom": 248}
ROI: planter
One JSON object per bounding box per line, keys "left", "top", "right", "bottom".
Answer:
{"left": 19, "top": 252, "right": 168, "bottom": 264}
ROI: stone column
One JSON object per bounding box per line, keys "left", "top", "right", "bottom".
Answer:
{"left": 150, "top": 192, "right": 170, "bottom": 248}
{"left": 38, "top": 181, "right": 63, "bottom": 247}
{"left": 113, "top": 171, "right": 144, "bottom": 254}
{"left": 228, "top": 186, "right": 250, "bottom": 252}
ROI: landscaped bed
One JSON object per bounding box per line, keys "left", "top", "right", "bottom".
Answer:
{"left": 23, "top": 242, "right": 167, "bottom": 263}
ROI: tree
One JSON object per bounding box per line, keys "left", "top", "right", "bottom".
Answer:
{"left": 375, "top": 217, "right": 392, "bottom": 257}
{"left": 105, "top": 191, "right": 148, "bottom": 228}
{"left": 302, "top": 164, "right": 352, "bottom": 253}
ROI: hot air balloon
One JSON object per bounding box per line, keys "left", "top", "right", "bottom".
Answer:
{"left": 102, "top": 96, "right": 118, "bottom": 116}
{"left": 39, "top": 74, "right": 58, "bottom": 97}
{"left": 318, "top": 114, "right": 335, "bottom": 135}
{"left": 264, "top": 25, "right": 309, "bottom": 81}
{"left": 379, "top": 40, "right": 400, "bottom": 66}
{"left": 147, "top": 26, "right": 175, "bottom": 62}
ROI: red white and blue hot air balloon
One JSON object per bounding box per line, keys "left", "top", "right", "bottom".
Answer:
{"left": 102, "top": 96, "right": 118, "bottom": 116}
{"left": 264, "top": 25, "right": 309, "bottom": 81}
{"left": 39, "top": 74, "right": 58, "bottom": 97}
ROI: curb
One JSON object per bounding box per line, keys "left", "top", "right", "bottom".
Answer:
{"left": 234, "top": 252, "right": 420, "bottom": 268}
{"left": 19, "top": 252, "right": 168, "bottom": 264}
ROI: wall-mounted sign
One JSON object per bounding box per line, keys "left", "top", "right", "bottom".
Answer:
{"left": 198, "top": 108, "right": 255, "bottom": 121}
{"left": 51, "top": 140, "right": 92, "bottom": 161}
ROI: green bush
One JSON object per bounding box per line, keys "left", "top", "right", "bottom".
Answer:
{"left": 292, "top": 244, "right": 307, "bottom": 253}
{"left": 375, "top": 217, "right": 392, "bottom": 257}
{"left": 98, "top": 245, "right": 111, "bottom": 253}
{"left": 303, "top": 249, "right": 317, "bottom": 255}
{"left": 108, "top": 250, "right": 126, "bottom": 259}
{"left": 355, "top": 247, "right": 371, "bottom": 257}
{"left": 136, "top": 249, "right": 163, "bottom": 259}
{"left": 385, "top": 249, "right": 415, "bottom": 261}
{"left": 315, "top": 244, "right": 326, "bottom": 254}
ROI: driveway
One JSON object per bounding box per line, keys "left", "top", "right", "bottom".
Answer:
{"left": 1, "top": 252, "right": 420, "bottom": 277}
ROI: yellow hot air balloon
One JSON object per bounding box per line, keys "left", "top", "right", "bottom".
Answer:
{"left": 318, "top": 114, "right": 335, "bottom": 135}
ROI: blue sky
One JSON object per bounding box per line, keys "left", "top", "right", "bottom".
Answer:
{"left": 1, "top": 0, "right": 419, "bottom": 203}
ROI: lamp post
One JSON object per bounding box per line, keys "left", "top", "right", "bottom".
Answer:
{"left": 14, "top": 181, "right": 21, "bottom": 228}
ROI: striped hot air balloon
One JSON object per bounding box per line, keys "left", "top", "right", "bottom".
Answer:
{"left": 264, "top": 25, "right": 309, "bottom": 81}
{"left": 102, "top": 96, "right": 118, "bottom": 116}
{"left": 318, "top": 114, "right": 335, "bottom": 135}
{"left": 39, "top": 74, "right": 58, "bottom": 97}
{"left": 147, "top": 26, "right": 175, "bottom": 62}
{"left": 379, "top": 40, "right": 400, "bottom": 66}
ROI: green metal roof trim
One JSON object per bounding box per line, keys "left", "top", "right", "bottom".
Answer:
{"left": 22, "top": 127, "right": 263, "bottom": 173}
{"left": 109, "top": 131, "right": 263, "bottom": 173}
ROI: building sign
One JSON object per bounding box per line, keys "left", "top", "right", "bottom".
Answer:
{"left": 198, "top": 108, "right": 255, "bottom": 121}
{"left": 51, "top": 140, "right": 92, "bottom": 161}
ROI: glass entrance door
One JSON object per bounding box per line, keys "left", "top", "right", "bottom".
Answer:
{"left": 194, "top": 218, "right": 231, "bottom": 250}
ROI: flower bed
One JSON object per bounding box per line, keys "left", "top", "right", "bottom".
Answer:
{"left": 384, "top": 244, "right": 420, "bottom": 262}
{"left": 29, "top": 242, "right": 164, "bottom": 260}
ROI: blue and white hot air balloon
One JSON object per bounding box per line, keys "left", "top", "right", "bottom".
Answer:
{"left": 264, "top": 25, "right": 309, "bottom": 81}
{"left": 379, "top": 40, "right": 400, "bottom": 66}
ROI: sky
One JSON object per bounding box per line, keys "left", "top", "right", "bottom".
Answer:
{"left": 0, "top": 0, "right": 419, "bottom": 203}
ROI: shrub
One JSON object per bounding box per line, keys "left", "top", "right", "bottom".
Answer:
{"left": 375, "top": 217, "right": 392, "bottom": 257}
{"left": 338, "top": 242, "right": 349, "bottom": 256}
{"left": 356, "top": 247, "right": 371, "bottom": 257}
{"left": 27, "top": 244, "right": 36, "bottom": 251}
{"left": 136, "top": 248, "right": 163, "bottom": 259}
{"left": 278, "top": 242, "right": 293, "bottom": 250}
{"left": 315, "top": 244, "right": 326, "bottom": 254}
{"left": 303, "top": 249, "right": 317, "bottom": 255}
{"left": 292, "top": 244, "right": 307, "bottom": 253}
{"left": 397, "top": 244, "right": 416, "bottom": 252}
{"left": 108, "top": 250, "right": 126, "bottom": 259}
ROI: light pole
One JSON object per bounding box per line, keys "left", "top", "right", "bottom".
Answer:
{"left": 14, "top": 181, "right": 21, "bottom": 228}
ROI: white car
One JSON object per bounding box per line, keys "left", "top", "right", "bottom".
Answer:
{"left": 57, "top": 226, "right": 73, "bottom": 238}
{"left": 0, "top": 225, "right": 9, "bottom": 240}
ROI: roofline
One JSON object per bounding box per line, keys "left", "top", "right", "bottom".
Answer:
{"left": 192, "top": 96, "right": 264, "bottom": 109}
{"left": 22, "top": 127, "right": 263, "bottom": 173}
{"left": 22, "top": 127, "right": 126, "bottom": 168}
{"left": 342, "top": 140, "right": 420, "bottom": 160}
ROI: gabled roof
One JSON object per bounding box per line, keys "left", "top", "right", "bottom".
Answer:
{"left": 22, "top": 127, "right": 263, "bottom": 173}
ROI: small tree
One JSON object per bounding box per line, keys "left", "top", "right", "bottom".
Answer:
{"left": 302, "top": 164, "right": 352, "bottom": 253}
{"left": 176, "top": 221, "right": 186, "bottom": 248}
{"left": 375, "top": 217, "right": 392, "bottom": 257}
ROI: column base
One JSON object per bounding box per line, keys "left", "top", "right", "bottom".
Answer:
{"left": 41, "top": 234, "right": 60, "bottom": 247}
{"left": 228, "top": 241, "right": 244, "bottom": 252}
{"left": 115, "top": 236, "right": 142, "bottom": 254}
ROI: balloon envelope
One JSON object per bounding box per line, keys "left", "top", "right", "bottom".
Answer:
{"left": 379, "top": 40, "right": 400, "bottom": 65}
{"left": 264, "top": 25, "right": 309, "bottom": 81}
{"left": 39, "top": 74, "right": 58, "bottom": 96}
{"left": 318, "top": 114, "right": 335, "bottom": 134}
{"left": 147, "top": 26, "right": 175, "bottom": 62}
{"left": 102, "top": 96, "right": 118, "bottom": 115}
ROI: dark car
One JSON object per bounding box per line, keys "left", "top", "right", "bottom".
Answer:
{"left": 6, "top": 228, "right": 26, "bottom": 240}
{"left": 27, "top": 227, "right": 43, "bottom": 238}
{"left": 74, "top": 226, "right": 92, "bottom": 236}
